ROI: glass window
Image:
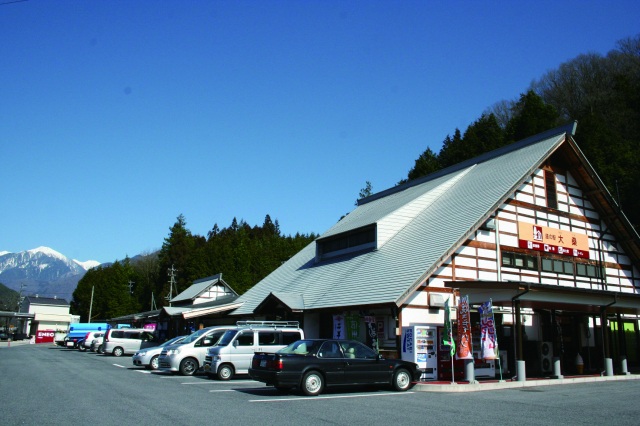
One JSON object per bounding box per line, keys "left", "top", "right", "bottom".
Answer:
{"left": 258, "top": 331, "right": 278, "bottom": 345}
{"left": 514, "top": 256, "right": 525, "bottom": 268}
{"left": 318, "top": 341, "right": 343, "bottom": 358}
{"left": 525, "top": 256, "right": 538, "bottom": 270}
{"left": 546, "top": 170, "right": 558, "bottom": 209}
{"left": 576, "top": 264, "right": 586, "bottom": 276}
{"left": 542, "top": 258, "right": 553, "bottom": 272}
{"left": 236, "top": 331, "right": 254, "bottom": 346}
{"left": 563, "top": 262, "right": 574, "bottom": 275}
{"left": 586, "top": 265, "right": 597, "bottom": 277}
{"left": 553, "top": 260, "right": 564, "bottom": 273}
{"left": 282, "top": 331, "right": 301, "bottom": 345}
{"left": 502, "top": 254, "right": 513, "bottom": 266}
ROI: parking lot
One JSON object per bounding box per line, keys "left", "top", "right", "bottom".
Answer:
{"left": 2, "top": 343, "right": 640, "bottom": 426}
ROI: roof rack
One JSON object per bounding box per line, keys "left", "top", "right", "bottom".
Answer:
{"left": 235, "top": 320, "right": 299, "bottom": 329}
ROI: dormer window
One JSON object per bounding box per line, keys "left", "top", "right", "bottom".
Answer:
{"left": 545, "top": 170, "right": 558, "bottom": 209}
{"left": 316, "top": 225, "right": 376, "bottom": 261}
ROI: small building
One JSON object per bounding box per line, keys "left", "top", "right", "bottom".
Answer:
{"left": 19, "top": 295, "right": 73, "bottom": 336}
{"left": 156, "top": 274, "right": 241, "bottom": 339}
{"left": 228, "top": 123, "right": 640, "bottom": 380}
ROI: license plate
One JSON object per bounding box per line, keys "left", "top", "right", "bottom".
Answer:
{"left": 260, "top": 360, "right": 266, "bottom": 367}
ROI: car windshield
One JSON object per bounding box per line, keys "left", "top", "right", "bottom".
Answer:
{"left": 160, "top": 335, "right": 186, "bottom": 347}
{"left": 180, "top": 328, "right": 209, "bottom": 344}
{"left": 278, "top": 340, "right": 322, "bottom": 355}
{"left": 215, "top": 329, "right": 238, "bottom": 346}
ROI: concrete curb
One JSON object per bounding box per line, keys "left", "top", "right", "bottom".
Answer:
{"left": 414, "top": 374, "right": 640, "bottom": 392}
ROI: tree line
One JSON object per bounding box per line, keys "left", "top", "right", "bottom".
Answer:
{"left": 72, "top": 215, "right": 316, "bottom": 321}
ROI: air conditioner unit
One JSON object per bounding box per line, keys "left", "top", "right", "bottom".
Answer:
{"left": 539, "top": 341, "right": 553, "bottom": 373}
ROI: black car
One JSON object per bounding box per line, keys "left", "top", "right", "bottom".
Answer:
{"left": 249, "top": 339, "right": 422, "bottom": 396}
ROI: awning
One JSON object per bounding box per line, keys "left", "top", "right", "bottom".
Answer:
{"left": 444, "top": 281, "right": 640, "bottom": 315}
{"left": 182, "top": 302, "right": 243, "bottom": 319}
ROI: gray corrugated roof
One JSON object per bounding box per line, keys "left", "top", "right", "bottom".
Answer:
{"left": 24, "top": 296, "right": 69, "bottom": 306}
{"left": 232, "top": 125, "right": 573, "bottom": 316}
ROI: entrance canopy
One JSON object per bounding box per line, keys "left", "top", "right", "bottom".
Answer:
{"left": 444, "top": 281, "right": 640, "bottom": 315}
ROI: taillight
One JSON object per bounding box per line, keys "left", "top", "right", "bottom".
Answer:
{"left": 275, "top": 359, "right": 283, "bottom": 371}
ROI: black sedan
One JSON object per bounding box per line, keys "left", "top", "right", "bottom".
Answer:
{"left": 249, "top": 339, "right": 422, "bottom": 396}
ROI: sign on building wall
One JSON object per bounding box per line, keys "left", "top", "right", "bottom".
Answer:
{"left": 517, "top": 222, "right": 589, "bottom": 259}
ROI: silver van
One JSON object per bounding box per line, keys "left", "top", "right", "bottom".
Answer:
{"left": 103, "top": 328, "right": 157, "bottom": 357}
{"left": 203, "top": 321, "right": 304, "bottom": 380}
{"left": 158, "top": 326, "right": 232, "bottom": 376}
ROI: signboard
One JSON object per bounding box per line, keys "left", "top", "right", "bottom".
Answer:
{"left": 35, "top": 330, "right": 55, "bottom": 344}
{"left": 517, "top": 222, "right": 589, "bottom": 259}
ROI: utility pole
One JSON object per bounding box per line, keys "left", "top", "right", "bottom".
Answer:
{"left": 88, "top": 286, "right": 94, "bottom": 323}
{"left": 128, "top": 280, "right": 135, "bottom": 295}
{"left": 165, "top": 265, "right": 178, "bottom": 305}
{"left": 150, "top": 292, "right": 157, "bottom": 311}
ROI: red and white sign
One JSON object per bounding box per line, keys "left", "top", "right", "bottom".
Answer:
{"left": 35, "top": 330, "right": 55, "bottom": 344}
{"left": 517, "top": 222, "right": 589, "bottom": 259}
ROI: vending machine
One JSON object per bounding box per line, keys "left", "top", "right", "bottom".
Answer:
{"left": 401, "top": 325, "right": 438, "bottom": 380}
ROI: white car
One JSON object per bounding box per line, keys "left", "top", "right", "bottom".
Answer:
{"left": 80, "top": 332, "right": 104, "bottom": 352}
{"left": 132, "top": 336, "right": 187, "bottom": 370}
{"left": 90, "top": 335, "right": 105, "bottom": 353}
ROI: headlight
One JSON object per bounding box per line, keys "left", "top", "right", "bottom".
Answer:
{"left": 167, "top": 348, "right": 181, "bottom": 355}
{"left": 137, "top": 351, "right": 147, "bottom": 356}
{"left": 212, "top": 355, "right": 221, "bottom": 362}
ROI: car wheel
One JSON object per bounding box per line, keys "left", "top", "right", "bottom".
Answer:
{"left": 392, "top": 368, "right": 412, "bottom": 392}
{"left": 179, "top": 358, "right": 198, "bottom": 376}
{"left": 78, "top": 344, "right": 86, "bottom": 352}
{"left": 217, "top": 364, "right": 234, "bottom": 381}
{"left": 98, "top": 344, "right": 104, "bottom": 354}
{"left": 113, "top": 347, "right": 124, "bottom": 357}
{"left": 301, "top": 371, "right": 324, "bottom": 396}
{"left": 149, "top": 355, "right": 159, "bottom": 370}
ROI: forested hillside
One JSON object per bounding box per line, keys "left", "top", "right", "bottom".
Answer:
{"left": 0, "top": 283, "right": 20, "bottom": 311}
{"left": 72, "top": 215, "right": 316, "bottom": 321}
{"left": 405, "top": 35, "right": 640, "bottom": 230}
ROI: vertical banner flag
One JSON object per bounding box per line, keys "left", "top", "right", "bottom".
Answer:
{"left": 345, "top": 314, "right": 360, "bottom": 340}
{"left": 442, "top": 297, "right": 455, "bottom": 356}
{"left": 364, "top": 315, "right": 378, "bottom": 351}
{"left": 456, "top": 295, "right": 473, "bottom": 360}
{"left": 333, "top": 314, "right": 345, "bottom": 339}
{"left": 479, "top": 300, "right": 498, "bottom": 360}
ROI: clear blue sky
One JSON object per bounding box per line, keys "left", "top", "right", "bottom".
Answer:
{"left": 1, "top": 1, "right": 638, "bottom": 264}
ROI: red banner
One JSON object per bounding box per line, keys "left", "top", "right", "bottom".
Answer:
{"left": 455, "top": 296, "right": 473, "bottom": 360}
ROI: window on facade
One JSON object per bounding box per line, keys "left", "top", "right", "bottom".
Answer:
{"left": 545, "top": 170, "right": 558, "bottom": 209}
{"left": 317, "top": 225, "right": 376, "bottom": 260}
{"left": 501, "top": 252, "right": 538, "bottom": 271}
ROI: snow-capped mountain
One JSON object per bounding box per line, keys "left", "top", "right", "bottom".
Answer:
{"left": 0, "top": 247, "right": 101, "bottom": 301}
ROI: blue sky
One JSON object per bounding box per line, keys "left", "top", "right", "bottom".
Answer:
{"left": 1, "top": 1, "right": 638, "bottom": 264}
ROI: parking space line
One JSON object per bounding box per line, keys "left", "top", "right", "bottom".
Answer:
{"left": 113, "top": 364, "right": 126, "bottom": 368}
{"left": 250, "top": 391, "right": 415, "bottom": 403}
{"left": 136, "top": 370, "right": 152, "bottom": 374}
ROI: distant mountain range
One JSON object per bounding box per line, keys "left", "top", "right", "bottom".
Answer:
{"left": 0, "top": 247, "right": 101, "bottom": 303}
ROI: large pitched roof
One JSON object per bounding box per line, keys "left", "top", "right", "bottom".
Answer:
{"left": 232, "top": 123, "right": 638, "bottom": 315}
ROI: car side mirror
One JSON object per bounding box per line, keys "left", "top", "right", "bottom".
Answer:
{"left": 233, "top": 340, "right": 238, "bottom": 347}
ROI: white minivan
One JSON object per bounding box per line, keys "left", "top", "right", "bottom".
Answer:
{"left": 203, "top": 321, "right": 303, "bottom": 380}
{"left": 103, "top": 328, "right": 157, "bottom": 357}
{"left": 158, "top": 326, "right": 233, "bottom": 376}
